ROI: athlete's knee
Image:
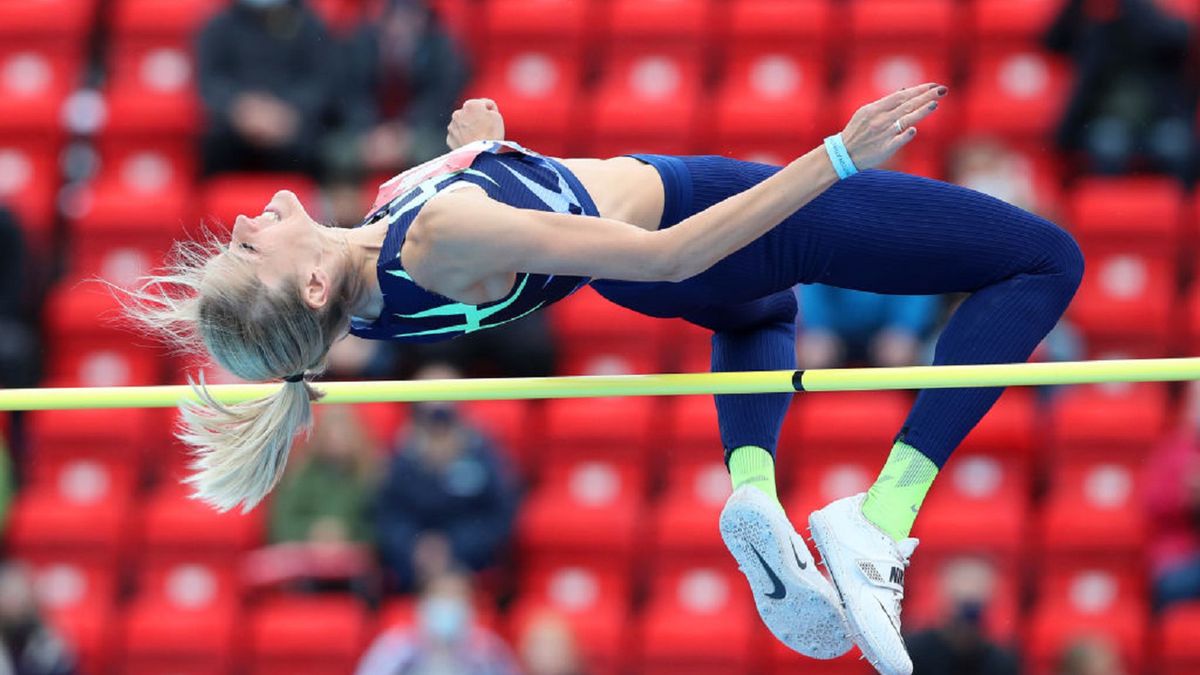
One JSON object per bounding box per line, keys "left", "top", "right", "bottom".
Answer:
{"left": 1031, "top": 217, "right": 1085, "bottom": 293}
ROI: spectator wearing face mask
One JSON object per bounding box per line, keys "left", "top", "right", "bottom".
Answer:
{"left": 906, "top": 556, "right": 1020, "bottom": 675}
{"left": 196, "top": 0, "right": 338, "bottom": 177}
{"left": 354, "top": 569, "right": 518, "bottom": 675}
{"left": 0, "top": 562, "right": 77, "bottom": 675}
{"left": 374, "top": 363, "right": 520, "bottom": 591}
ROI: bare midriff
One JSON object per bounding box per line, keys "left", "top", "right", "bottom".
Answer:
{"left": 560, "top": 157, "right": 666, "bottom": 232}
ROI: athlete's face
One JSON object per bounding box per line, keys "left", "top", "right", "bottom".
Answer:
{"left": 228, "top": 190, "right": 332, "bottom": 309}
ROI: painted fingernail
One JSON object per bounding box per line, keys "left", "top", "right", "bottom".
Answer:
{"left": 929, "top": 102, "right": 938, "bottom": 110}
{"left": 937, "top": 86, "right": 948, "bottom": 96}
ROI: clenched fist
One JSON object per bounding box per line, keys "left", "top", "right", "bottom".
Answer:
{"left": 446, "top": 98, "right": 506, "bottom": 150}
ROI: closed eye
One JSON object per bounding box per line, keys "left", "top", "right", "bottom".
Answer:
{"left": 240, "top": 243, "right": 256, "bottom": 253}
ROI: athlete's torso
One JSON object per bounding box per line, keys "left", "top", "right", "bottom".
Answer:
{"left": 349, "top": 141, "right": 623, "bottom": 343}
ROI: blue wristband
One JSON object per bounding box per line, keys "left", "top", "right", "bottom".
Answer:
{"left": 823, "top": 133, "right": 859, "bottom": 180}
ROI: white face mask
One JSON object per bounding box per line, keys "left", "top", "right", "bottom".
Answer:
{"left": 419, "top": 597, "right": 471, "bottom": 643}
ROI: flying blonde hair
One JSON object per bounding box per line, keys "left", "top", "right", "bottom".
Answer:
{"left": 119, "top": 230, "right": 359, "bottom": 512}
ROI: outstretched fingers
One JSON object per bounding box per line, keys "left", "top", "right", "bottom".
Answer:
{"left": 872, "top": 83, "right": 940, "bottom": 114}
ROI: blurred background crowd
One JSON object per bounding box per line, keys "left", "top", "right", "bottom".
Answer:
{"left": 3, "top": 0, "right": 1200, "bottom": 673}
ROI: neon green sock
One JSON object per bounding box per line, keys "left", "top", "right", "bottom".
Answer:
{"left": 861, "top": 440, "right": 939, "bottom": 542}
{"left": 728, "top": 445, "right": 780, "bottom": 506}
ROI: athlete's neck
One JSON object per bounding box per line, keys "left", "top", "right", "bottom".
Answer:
{"left": 323, "top": 223, "right": 387, "bottom": 321}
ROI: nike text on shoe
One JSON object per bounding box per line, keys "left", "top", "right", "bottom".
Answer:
{"left": 719, "top": 486, "right": 852, "bottom": 659}
{"left": 809, "top": 493, "right": 918, "bottom": 675}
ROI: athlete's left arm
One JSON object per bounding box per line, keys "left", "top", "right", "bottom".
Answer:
{"left": 404, "top": 187, "right": 676, "bottom": 299}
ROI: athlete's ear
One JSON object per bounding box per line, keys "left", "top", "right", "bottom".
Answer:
{"left": 302, "top": 267, "right": 331, "bottom": 311}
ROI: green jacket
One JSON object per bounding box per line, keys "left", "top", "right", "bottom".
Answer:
{"left": 268, "top": 457, "right": 374, "bottom": 544}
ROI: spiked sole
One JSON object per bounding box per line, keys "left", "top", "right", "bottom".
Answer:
{"left": 809, "top": 510, "right": 910, "bottom": 675}
{"left": 719, "top": 489, "right": 852, "bottom": 659}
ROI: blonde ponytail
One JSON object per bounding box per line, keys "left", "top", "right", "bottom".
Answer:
{"left": 180, "top": 374, "right": 323, "bottom": 512}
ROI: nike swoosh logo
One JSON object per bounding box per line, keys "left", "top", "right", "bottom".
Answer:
{"left": 749, "top": 544, "right": 787, "bottom": 600}
{"left": 791, "top": 540, "right": 808, "bottom": 570}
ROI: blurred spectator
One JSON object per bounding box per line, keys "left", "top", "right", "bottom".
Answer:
{"left": 1145, "top": 380, "right": 1200, "bottom": 610}
{"left": 796, "top": 285, "right": 940, "bottom": 369}
{"left": 196, "top": 0, "right": 337, "bottom": 177}
{"left": 0, "top": 562, "right": 76, "bottom": 675}
{"left": 326, "top": 335, "right": 401, "bottom": 381}
{"left": 375, "top": 363, "right": 520, "bottom": 591}
{"left": 249, "top": 406, "right": 379, "bottom": 595}
{"left": 519, "top": 611, "right": 587, "bottom": 675}
{"left": 355, "top": 568, "right": 518, "bottom": 675}
{"left": 1045, "top": 0, "right": 1196, "bottom": 181}
{"left": 0, "top": 207, "right": 41, "bottom": 390}
{"left": 270, "top": 405, "right": 377, "bottom": 546}
{"left": 322, "top": 0, "right": 470, "bottom": 227}
{"left": 1055, "top": 636, "right": 1128, "bottom": 675}
{"left": 907, "top": 556, "right": 1019, "bottom": 675}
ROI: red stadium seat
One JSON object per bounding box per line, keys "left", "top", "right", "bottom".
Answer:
{"left": 0, "top": 138, "right": 59, "bottom": 244}
{"left": 471, "top": 48, "right": 582, "bottom": 156}
{"left": 26, "top": 407, "right": 156, "bottom": 462}
{"left": 786, "top": 456, "right": 877, "bottom": 522}
{"left": 0, "top": 47, "right": 77, "bottom": 138}
{"left": 248, "top": 595, "right": 370, "bottom": 675}
{"left": 637, "top": 565, "right": 754, "bottom": 674}
{"left": 714, "top": 51, "right": 827, "bottom": 154}
{"left": 848, "top": 0, "right": 957, "bottom": 54}
{"left": 1068, "top": 249, "right": 1177, "bottom": 357}
{"left": 724, "top": 0, "right": 833, "bottom": 63}
{"left": 664, "top": 395, "right": 720, "bottom": 462}
{"left": 543, "top": 396, "right": 655, "bottom": 461}
{"left": 969, "top": 0, "right": 1062, "bottom": 46}
{"left": 651, "top": 460, "right": 732, "bottom": 568}
{"left": 914, "top": 451, "right": 1029, "bottom": 556}
{"left": 587, "top": 50, "right": 705, "bottom": 156}
{"left": 105, "top": 40, "right": 203, "bottom": 136}
{"left": 791, "top": 390, "right": 910, "bottom": 458}
{"left": 49, "top": 344, "right": 163, "bottom": 387}
{"left": 519, "top": 459, "right": 645, "bottom": 564}
{"left": 1038, "top": 460, "right": 1146, "bottom": 574}
{"left": 23, "top": 555, "right": 117, "bottom": 619}
{"left": 118, "top": 600, "right": 239, "bottom": 675}
{"left": 139, "top": 485, "right": 265, "bottom": 557}
{"left": 199, "top": 174, "right": 319, "bottom": 229}
{"left": 1036, "top": 563, "right": 1147, "bottom": 619}
{"left": 47, "top": 602, "right": 112, "bottom": 675}
{"left": 958, "top": 388, "right": 1037, "bottom": 461}
{"left": 1049, "top": 383, "right": 1169, "bottom": 461}
{"left": 6, "top": 488, "right": 131, "bottom": 569}
{"left": 963, "top": 50, "right": 1071, "bottom": 140}
{"left": 1069, "top": 177, "right": 1185, "bottom": 252}
{"left": 1027, "top": 601, "right": 1147, "bottom": 674}
{"left": 1160, "top": 602, "right": 1200, "bottom": 675}
{"left": 605, "top": 0, "right": 713, "bottom": 55}
{"left": 482, "top": 0, "right": 591, "bottom": 57}
{"left": 111, "top": 0, "right": 224, "bottom": 42}
{"left": 27, "top": 455, "right": 138, "bottom": 508}
{"left": 0, "top": 0, "right": 96, "bottom": 45}
{"left": 549, "top": 287, "right": 668, "bottom": 375}
{"left": 511, "top": 563, "right": 631, "bottom": 672}
{"left": 136, "top": 555, "right": 241, "bottom": 611}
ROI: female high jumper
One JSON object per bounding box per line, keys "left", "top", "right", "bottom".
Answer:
{"left": 129, "top": 85, "right": 1083, "bottom": 675}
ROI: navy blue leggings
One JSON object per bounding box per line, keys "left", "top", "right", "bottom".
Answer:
{"left": 591, "top": 156, "right": 1084, "bottom": 468}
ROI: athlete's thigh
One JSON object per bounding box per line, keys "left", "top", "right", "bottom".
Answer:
{"left": 785, "top": 170, "right": 1056, "bottom": 295}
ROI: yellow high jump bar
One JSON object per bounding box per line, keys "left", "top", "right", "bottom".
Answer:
{"left": 1, "top": 358, "right": 1198, "bottom": 411}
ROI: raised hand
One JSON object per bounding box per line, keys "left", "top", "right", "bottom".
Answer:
{"left": 839, "top": 83, "right": 948, "bottom": 171}
{"left": 446, "top": 98, "right": 506, "bottom": 150}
